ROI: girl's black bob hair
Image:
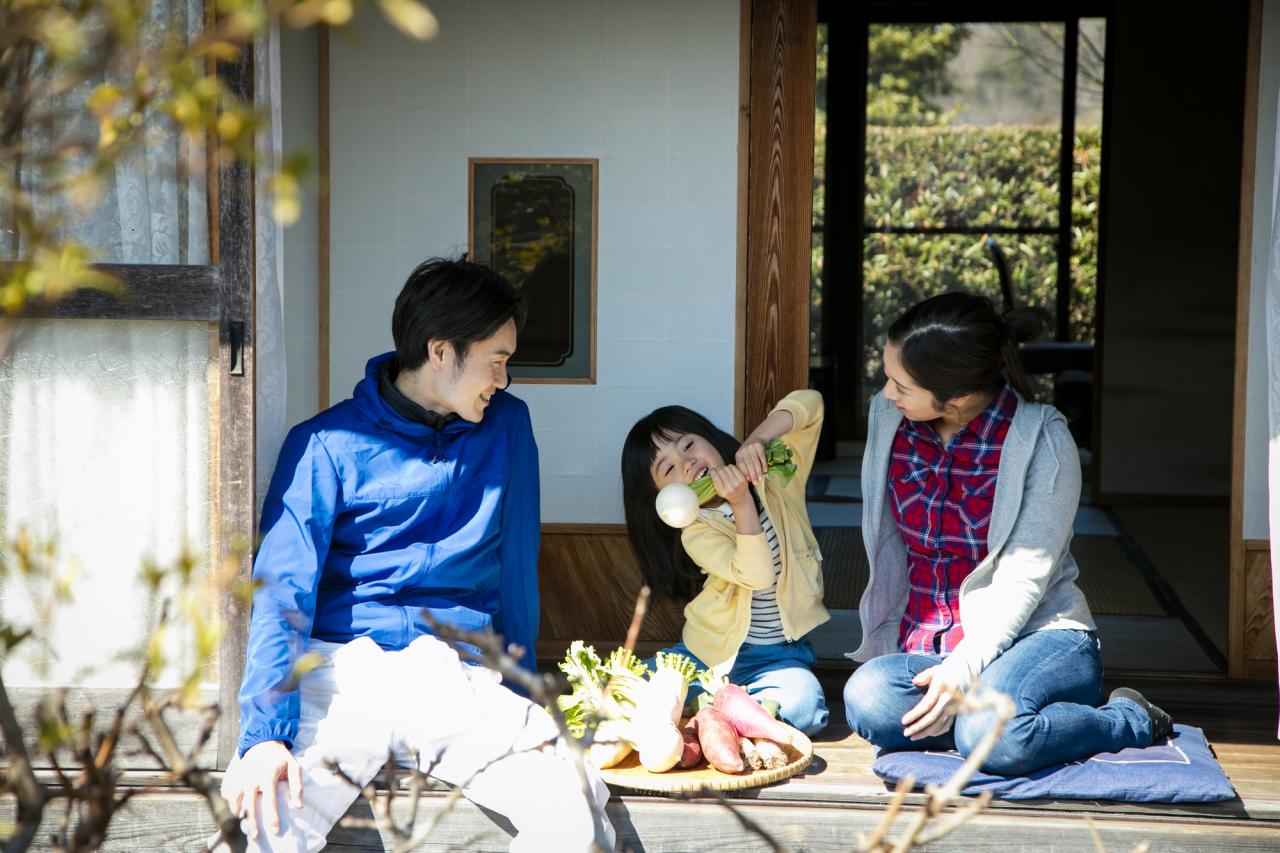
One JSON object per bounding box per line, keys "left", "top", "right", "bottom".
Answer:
{"left": 620, "top": 405, "right": 740, "bottom": 603}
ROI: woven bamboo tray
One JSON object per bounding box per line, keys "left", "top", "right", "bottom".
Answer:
{"left": 598, "top": 726, "right": 813, "bottom": 794}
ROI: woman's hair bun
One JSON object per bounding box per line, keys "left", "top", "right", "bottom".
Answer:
{"left": 1002, "top": 306, "right": 1054, "bottom": 345}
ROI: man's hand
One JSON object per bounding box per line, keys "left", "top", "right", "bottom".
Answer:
{"left": 901, "top": 664, "right": 971, "bottom": 740}
{"left": 224, "top": 740, "right": 304, "bottom": 839}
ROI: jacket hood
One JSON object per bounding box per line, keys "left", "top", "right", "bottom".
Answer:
{"left": 352, "top": 352, "right": 480, "bottom": 442}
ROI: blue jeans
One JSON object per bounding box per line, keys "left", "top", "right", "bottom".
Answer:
{"left": 660, "top": 639, "right": 829, "bottom": 736}
{"left": 843, "top": 629, "right": 1151, "bottom": 776}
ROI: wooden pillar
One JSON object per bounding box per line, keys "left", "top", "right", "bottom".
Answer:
{"left": 215, "top": 41, "right": 257, "bottom": 766}
{"left": 742, "top": 0, "right": 817, "bottom": 432}
{"left": 1229, "top": 0, "right": 1265, "bottom": 680}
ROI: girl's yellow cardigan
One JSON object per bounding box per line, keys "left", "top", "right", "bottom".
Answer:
{"left": 678, "top": 390, "right": 831, "bottom": 674}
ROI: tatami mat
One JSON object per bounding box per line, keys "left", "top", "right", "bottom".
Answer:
{"left": 1110, "top": 506, "right": 1229, "bottom": 658}
{"left": 1070, "top": 535, "right": 1167, "bottom": 617}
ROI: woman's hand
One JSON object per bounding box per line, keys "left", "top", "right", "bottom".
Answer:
{"left": 735, "top": 439, "right": 768, "bottom": 485}
{"left": 901, "top": 665, "right": 972, "bottom": 740}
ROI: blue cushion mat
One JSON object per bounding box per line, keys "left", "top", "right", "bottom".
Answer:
{"left": 872, "top": 725, "right": 1236, "bottom": 803}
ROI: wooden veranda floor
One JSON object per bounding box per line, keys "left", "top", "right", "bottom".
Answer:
{"left": 10, "top": 675, "right": 1272, "bottom": 852}
{"left": 584, "top": 675, "right": 1280, "bottom": 853}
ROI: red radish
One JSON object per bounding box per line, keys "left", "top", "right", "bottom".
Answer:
{"left": 692, "top": 708, "right": 744, "bottom": 773}
{"left": 698, "top": 673, "right": 796, "bottom": 744}
{"left": 678, "top": 720, "right": 702, "bottom": 768}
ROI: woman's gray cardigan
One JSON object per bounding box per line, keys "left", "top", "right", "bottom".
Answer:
{"left": 849, "top": 391, "right": 1096, "bottom": 685}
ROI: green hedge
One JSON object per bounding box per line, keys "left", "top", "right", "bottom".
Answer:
{"left": 815, "top": 124, "right": 1101, "bottom": 405}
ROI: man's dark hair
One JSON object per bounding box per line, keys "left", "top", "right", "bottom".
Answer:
{"left": 392, "top": 256, "right": 528, "bottom": 371}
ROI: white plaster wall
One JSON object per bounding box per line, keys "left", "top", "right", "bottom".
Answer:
{"left": 1243, "top": 0, "right": 1280, "bottom": 540}
{"left": 323, "top": 0, "right": 741, "bottom": 523}
{"left": 280, "top": 24, "right": 321, "bottom": 431}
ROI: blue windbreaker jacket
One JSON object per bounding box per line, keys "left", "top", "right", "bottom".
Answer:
{"left": 237, "top": 352, "right": 541, "bottom": 756}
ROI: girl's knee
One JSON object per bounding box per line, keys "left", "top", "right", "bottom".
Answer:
{"left": 750, "top": 672, "right": 828, "bottom": 736}
{"left": 782, "top": 690, "right": 829, "bottom": 737}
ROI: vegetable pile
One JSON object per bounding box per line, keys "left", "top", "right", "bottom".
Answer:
{"left": 654, "top": 437, "right": 799, "bottom": 528}
{"left": 556, "top": 642, "right": 796, "bottom": 776}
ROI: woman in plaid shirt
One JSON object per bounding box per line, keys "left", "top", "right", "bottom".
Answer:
{"left": 843, "top": 293, "right": 1172, "bottom": 776}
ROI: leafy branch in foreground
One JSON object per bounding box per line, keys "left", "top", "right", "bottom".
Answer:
{"left": 0, "top": 0, "right": 439, "bottom": 357}
{"left": 0, "top": 533, "right": 253, "bottom": 851}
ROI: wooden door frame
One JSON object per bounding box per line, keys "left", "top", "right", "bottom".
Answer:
{"left": 742, "top": 0, "right": 1269, "bottom": 680}
{"left": 1229, "top": 0, "right": 1268, "bottom": 680}
{"left": 214, "top": 44, "right": 257, "bottom": 765}
{"left": 22, "top": 44, "right": 257, "bottom": 768}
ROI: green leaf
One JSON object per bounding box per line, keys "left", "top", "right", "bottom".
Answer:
{"left": 377, "top": 0, "right": 438, "bottom": 40}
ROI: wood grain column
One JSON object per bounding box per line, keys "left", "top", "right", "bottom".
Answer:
{"left": 215, "top": 41, "right": 257, "bottom": 766}
{"left": 742, "top": 0, "right": 816, "bottom": 432}
{"left": 1229, "top": 0, "right": 1263, "bottom": 679}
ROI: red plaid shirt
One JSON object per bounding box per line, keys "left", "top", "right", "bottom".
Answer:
{"left": 888, "top": 385, "right": 1018, "bottom": 655}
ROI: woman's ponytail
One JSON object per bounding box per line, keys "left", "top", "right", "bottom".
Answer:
{"left": 998, "top": 306, "right": 1053, "bottom": 399}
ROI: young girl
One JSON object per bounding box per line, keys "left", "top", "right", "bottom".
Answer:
{"left": 844, "top": 292, "right": 1172, "bottom": 776}
{"left": 621, "top": 391, "right": 830, "bottom": 736}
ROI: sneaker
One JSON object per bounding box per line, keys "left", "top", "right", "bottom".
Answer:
{"left": 1109, "top": 687, "right": 1174, "bottom": 743}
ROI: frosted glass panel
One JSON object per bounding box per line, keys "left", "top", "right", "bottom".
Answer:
{"left": 0, "top": 319, "right": 215, "bottom": 687}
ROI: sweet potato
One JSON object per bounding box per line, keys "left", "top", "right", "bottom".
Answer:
{"left": 678, "top": 719, "right": 702, "bottom": 768}
{"left": 693, "top": 707, "right": 745, "bottom": 773}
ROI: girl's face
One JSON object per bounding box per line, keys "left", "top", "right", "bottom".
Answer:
{"left": 649, "top": 431, "right": 727, "bottom": 490}
{"left": 882, "top": 342, "right": 946, "bottom": 422}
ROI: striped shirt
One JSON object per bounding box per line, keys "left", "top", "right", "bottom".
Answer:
{"left": 714, "top": 500, "right": 786, "bottom": 645}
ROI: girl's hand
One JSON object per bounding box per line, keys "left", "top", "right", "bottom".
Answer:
{"left": 735, "top": 439, "right": 768, "bottom": 485}
{"left": 901, "top": 665, "right": 971, "bottom": 740}
{"left": 709, "top": 464, "right": 752, "bottom": 508}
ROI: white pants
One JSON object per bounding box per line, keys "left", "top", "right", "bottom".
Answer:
{"left": 215, "top": 636, "right": 614, "bottom": 852}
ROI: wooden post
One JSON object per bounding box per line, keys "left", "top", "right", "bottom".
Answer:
{"left": 743, "top": 0, "right": 817, "bottom": 432}
{"left": 1229, "top": 0, "right": 1263, "bottom": 680}
{"left": 216, "top": 40, "right": 258, "bottom": 767}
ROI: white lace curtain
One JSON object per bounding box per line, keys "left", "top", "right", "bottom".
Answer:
{"left": 13, "top": 0, "right": 209, "bottom": 264}
{"left": 256, "top": 19, "right": 287, "bottom": 513}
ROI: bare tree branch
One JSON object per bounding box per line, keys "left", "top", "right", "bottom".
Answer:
{"left": 857, "top": 774, "right": 914, "bottom": 851}
{"left": 0, "top": 668, "right": 48, "bottom": 851}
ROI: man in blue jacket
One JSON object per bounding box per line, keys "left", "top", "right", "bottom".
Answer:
{"left": 218, "top": 258, "right": 613, "bottom": 851}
